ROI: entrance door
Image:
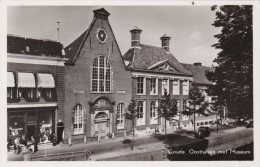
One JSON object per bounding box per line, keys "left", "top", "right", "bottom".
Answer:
{"left": 95, "top": 121, "right": 108, "bottom": 137}
{"left": 57, "top": 122, "right": 64, "bottom": 144}
{"left": 94, "top": 112, "right": 109, "bottom": 137}
{"left": 27, "top": 125, "right": 35, "bottom": 139}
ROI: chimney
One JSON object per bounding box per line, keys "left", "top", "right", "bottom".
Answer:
{"left": 194, "top": 62, "right": 202, "bottom": 66}
{"left": 93, "top": 8, "right": 110, "bottom": 20}
{"left": 160, "top": 34, "right": 171, "bottom": 53}
{"left": 130, "top": 26, "right": 142, "bottom": 48}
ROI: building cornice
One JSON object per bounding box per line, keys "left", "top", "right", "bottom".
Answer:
{"left": 7, "top": 103, "right": 58, "bottom": 108}
{"left": 7, "top": 53, "right": 68, "bottom": 66}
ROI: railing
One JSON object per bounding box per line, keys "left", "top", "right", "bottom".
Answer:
{"left": 27, "top": 150, "right": 91, "bottom": 161}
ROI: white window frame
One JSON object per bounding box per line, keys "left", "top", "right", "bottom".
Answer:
{"left": 7, "top": 87, "right": 13, "bottom": 99}
{"left": 150, "top": 100, "right": 158, "bottom": 124}
{"left": 150, "top": 78, "right": 158, "bottom": 95}
{"left": 161, "top": 79, "right": 169, "bottom": 95}
{"left": 46, "top": 88, "right": 52, "bottom": 98}
{"left": 91, "top": 56, "right": 112, "bottom": 93}
{"left": 74, "top": 104, "right": 84, "bottom": 135}
{"left": 182, "top": 80, "right": 189, "bottom": 95}
{"left": 172, "top": 80, "right": 180, "bottom": 95}
{"left": 177, "top": 100, "right": 180, "bottom": 111}
{"left": 137, "top": 101, "right": 146, "bottom": 126}
{"left": 116, "top": 103, "right": 125, "bottom": 129}
{"left": 137, "top": 77, "right": 146, "bottom": 95}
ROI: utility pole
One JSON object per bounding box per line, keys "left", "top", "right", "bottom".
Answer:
{"left": 194, "top": 105, "right": 196, "bottom": 136}
{"left": 57, "top": 21, "right": 60, "bottom": 41}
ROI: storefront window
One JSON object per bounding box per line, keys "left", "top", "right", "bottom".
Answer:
{"left": 38, "top": 111, "right": 53, "bottom": 142}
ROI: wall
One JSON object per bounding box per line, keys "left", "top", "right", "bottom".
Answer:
{"left": 64, "top": 16, "right": 132, "bottom": 142}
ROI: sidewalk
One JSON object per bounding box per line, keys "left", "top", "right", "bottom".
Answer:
{"left": 7, "top": 126, "right": 251, "bottom": 161}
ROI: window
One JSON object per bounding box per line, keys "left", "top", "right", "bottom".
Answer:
{"left": 150, "top": 78, "right": 158, "bottom": 95}
{"left": 7, "top": 88, "right": 14, "bottom": 99}
{"left": 150, "top": 101, "right": 158, "bottom": 124}
{"left": 74, "top": 104, "right": 84, "bottom": 134}
{"left": 162, "top": 79, "right": 169, "bottom": 95}
{"left": 183, "top": 100, "right": 186, "bottom": 111}
{"left": 173, "top": 80, "right": 180, "bottom": 95}
{"left": 137, "top": 101, "right": 145, "bottom": 125}
{"left": 177, "top": 100, "right": 180, "bottom": 111}
{"left": 91, "top": 56, "right": 112, "bottom": 92}
{"left": 137, "top": 77, "right": 146, "bottom": 95}
{"left": 20, "top": 88, "right": 34, "bottom": 99}
{"left": 46, "top": 89, "right": 52, "bottom": 98}
{"left": 116, "top": 103, "right": 125, "bottom": 129}
{"left": 183, "top": 80, "right": 189, "bottom": 95}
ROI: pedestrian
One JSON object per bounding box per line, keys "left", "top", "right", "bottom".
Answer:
{"left": 51, "top": 133, "right": 57, "bottom": 146}
{"left": 14, "top": 137, "right": 21, "bottom": 154}
{"left": 27, "top": 136, "right": 36, "bottom": 154}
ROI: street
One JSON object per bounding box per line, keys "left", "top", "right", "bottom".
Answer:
{"left": 7, "top": 125, "right": 252, "bottom": 161}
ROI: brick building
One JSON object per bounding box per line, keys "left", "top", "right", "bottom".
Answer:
{"left": 7, "top": 8, "right": 217, "bottom": 145}
{"left": 7, "top": 35, "right": 67, "bottom": 143}
{"left": 63, "top": 8, "right": 132, "bottom": 143}
{"left": 122, "top": 27, "right": 193, "bottom": 134}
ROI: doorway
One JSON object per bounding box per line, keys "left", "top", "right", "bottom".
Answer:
{"left": 57, "top": 122, "right": 64, "bottom": 144}
{"left": 27, "top": 125, "right": 35, "bottom": 139}
{"left": 94, "top": 112, "right": 109, "bottom": 137}
{"left": 95, "top": 121, "right": 108, "bottom": 137}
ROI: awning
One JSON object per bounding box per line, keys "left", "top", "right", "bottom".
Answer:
{"left": 37, "top": 73, "right": 55, "bottom": 88}
{"left": 17, "top": 72, "right": 36, "bottom": 88}
{"left": 7, "top": 72, "right": 15, "bottom": 87}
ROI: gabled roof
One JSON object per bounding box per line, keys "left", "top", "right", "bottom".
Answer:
{"left": 7, "top": 34, "right": 64, "bottom": 58}
{"left": 65, "top": 18, "right": 96, "bottom": 65}
{"left": 181, "top": 63, "right": 213, "bottom": 85}
{"left": 123, "top": 44, "right": 192, "bottom": 76}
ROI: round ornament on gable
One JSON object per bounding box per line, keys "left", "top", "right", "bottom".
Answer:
{"left": 97, "top": 28, "right": 107, "bottom": 43}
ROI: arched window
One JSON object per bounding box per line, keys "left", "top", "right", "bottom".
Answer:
{"left": 116, "top": 103, "right": 125, "bottom": 129}
{"left": 73, "top": 104, "right": 84, "bottom": 134}
{"left": 92, "top": 56, "right": 112, "bottom": 92}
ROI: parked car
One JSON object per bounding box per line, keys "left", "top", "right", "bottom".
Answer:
{"left": 195, "top": 127, "right": 211, "bottom": 139}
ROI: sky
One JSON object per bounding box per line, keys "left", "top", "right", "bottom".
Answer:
{"left": 7, "top": 6, "right": 221, "bottom": 66}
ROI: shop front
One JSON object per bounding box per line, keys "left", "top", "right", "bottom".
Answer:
{"left": 8, "top": 107, "right": 56, "bottom": 143}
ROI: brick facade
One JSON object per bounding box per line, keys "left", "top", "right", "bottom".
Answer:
{"left": 64, "top": 9, "right": 132, "bottom": 143}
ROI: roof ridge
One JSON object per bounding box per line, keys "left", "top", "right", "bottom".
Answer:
{"left": 7, "top": 34, "right": 61, "bottom": 44}
{"left": 65, "top": 17, "right": 97, "bottom": 65}
{"left": 181, "top": 63, "right": 213, "bottom": 69}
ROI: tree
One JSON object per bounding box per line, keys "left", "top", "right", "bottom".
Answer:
{"left": 182, "top": 87, "right": 209, "bottom": 135}
{"left": 207, "top": 5, "right": 253, "bottom": 119}
{"left": 157, "top": 90, "right": 178, "bottom": 137}
{"left": 125, "top": 99, "right": 139, "bottom": 150}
